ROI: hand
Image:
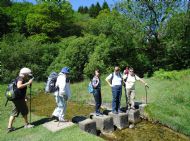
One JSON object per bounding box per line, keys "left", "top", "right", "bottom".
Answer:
{"left": 109, "top": 84, "right": 113, "bottom": 87}
{"left": 28, "top": 78, "right": 33, "bottom": 85}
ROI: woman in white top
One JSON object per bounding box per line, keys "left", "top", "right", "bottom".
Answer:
{"left": 123, "top": 67, "right": 148, "bottom": 111}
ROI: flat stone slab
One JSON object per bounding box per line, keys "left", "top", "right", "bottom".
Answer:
{"left": 92, "top": 115, "right": 114, "bottom": 133}
{"left": 108, "top": 112, "right": 129, "bottom": 130}
{"left": 43, "top": 120, "right": 74, "bottom": 132}
{"left": 79, "top": 118, "right": 97, "bottom": 135}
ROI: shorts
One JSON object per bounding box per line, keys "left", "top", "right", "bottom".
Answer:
{"left": 11, "top": 99, "right": 28, "bottom": 117}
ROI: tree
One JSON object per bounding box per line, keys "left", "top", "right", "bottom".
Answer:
{"left": 0, "top": 8, "right": 11, "bottom": 37}
{"left": 116, "top": 0, "right": 188, "bottom": 71}
{"left": 0, "top": 0, "right": 12, "bottom": 7}
{"left": 102, "top": 1, "right": 110, "bottom": 11}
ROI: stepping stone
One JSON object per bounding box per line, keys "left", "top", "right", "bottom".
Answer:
{"left": 139, "top": 104, "right": 147, "bottom": 118}
{"left": 43, "top": 120, "right": 74, "bottom": 132}
{"left": 79, "top": 119, "right": 97, "bottom": 135}
{"left": 108, "top": 112, "right": 129, "bottom": 130}
{"left": 128, "top": 109, "right": 141, "bottom": 124}
{"left": 92, "top": 115, "right": 114, "bottom": 133}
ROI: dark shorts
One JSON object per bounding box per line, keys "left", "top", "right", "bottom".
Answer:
{"left": 11, "top": 99, "right": 28, "bottom": 117}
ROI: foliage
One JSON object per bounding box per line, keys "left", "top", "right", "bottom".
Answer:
{"left": 153, "top": 69, "right": 190, "bottom": 80}
{"left": 0, "top": 33, "right": 59, "bottom": 82}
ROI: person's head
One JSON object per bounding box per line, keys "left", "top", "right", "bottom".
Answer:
{"left": 61, "top": 67, "right": 70, "bottom": 75}
{"left": 95, "top": 69, "right": 100, "bottom": 77}
{"left": 129, "top": 67, "right": 134, "bottom": 75}
{"left": 19, "top": 67, "right": 33, "bottom": 80}
{"left": 114, "top": 66, "right": 120, "bottom": 74}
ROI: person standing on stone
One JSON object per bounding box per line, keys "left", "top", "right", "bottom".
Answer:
{"left": 92, "top": 69, "right": 102, "bottom": 116}
{"left": 52, "top": 67, "right": 71, "bottom": 122}
{"left": 105, "top": 66, "right": 123, "bottom": 114}
{"left": 123, "top": 67, "right": 148, "bottom": 112}
{"left": 7, "top": 67, "right": 34, "bottom": 133}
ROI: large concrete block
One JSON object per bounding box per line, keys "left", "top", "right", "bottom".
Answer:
{"left": 128, "top": 109, "right": 141, "bottom": 123}
{"left": 108, "top": 112, "right": 129, "bottom": 130}
{"left": 139, "top": 104, "right": 147, "bottom": 118}
{"left": 79, "top": 119, "right": 97, "bottom": 135}
{"left": 92, "top": 115, "right": 114, "bottom": 133}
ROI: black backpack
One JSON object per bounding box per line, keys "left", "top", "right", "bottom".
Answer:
{"left": 5, "top": 79, "right": 19, "bottom": 106}
{"left": 45, "top": 72, "right": 58, "bottom": 93}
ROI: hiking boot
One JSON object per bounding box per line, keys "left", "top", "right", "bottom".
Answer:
{"left": 96, "top": 112, "right": 103, "bottom": 116}
{"left": 112, "top": 111, "right": 118, "bottom": 114}
{"left": 7, "top": 127, "right": 16, "bottom": 133}
{"left": 24, "top": 124, "right": 34, "bottom": 128}
{"left": 59, "top": 117, "right": 68, "bottom": 122}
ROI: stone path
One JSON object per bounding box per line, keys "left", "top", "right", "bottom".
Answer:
{"left": 43, "top": 120, "right": 74, "bottom": 132}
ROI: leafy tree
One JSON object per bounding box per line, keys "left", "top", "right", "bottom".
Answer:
{"left": 26, "top": 1, "right": 74, "bottom": 41}
{"left": 0, "top": 8, "right": 11, "bottom": 37}
{"left": 162, "top": 11, "right": 190, "bottom": 70}
{"left": 0, "top": 33, "right": 59, "bottom": 82}
{"left": 5, "top": 2, "right": 33, "bottom": 34}
{"left": 102, "top": 1, "right": 110, "bottom": 11}
{"left": 0, "top": 0, "right": 12, "bottom": 7}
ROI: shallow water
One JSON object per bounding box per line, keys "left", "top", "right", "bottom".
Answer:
{"left": 31, "top": 93, "right": 190, "bottom": 141}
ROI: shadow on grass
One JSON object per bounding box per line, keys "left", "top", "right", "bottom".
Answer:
{"left": 31, "top": 117, "right": 52, "bottom": 126}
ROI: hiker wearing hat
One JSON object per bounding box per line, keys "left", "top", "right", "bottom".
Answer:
{"left": 52, "top": 67, "right": 71, "bottom": 122}
{"left": 105, "top": 66, "right": 123, "bottom": 114}
{"left": 7, "top": 68, "right": 34, "bottom": 133}
{"left": 123, "top": 67, "right": 148, "bottom": 112}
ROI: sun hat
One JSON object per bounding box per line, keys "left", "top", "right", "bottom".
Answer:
{"left": 19, "top": 68, "right": 32, "bottom": 77}
{"left": 61, "top": 67, "right": 70, "bottom": 74}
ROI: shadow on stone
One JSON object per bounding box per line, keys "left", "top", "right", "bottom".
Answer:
{"left": 72, "top": 116, "right": 87, "bottom": 124}
{"left": 135, "top": 101, "right": 143, "bottom": 109}
{"left": 103, "top": 109, "right": 112, "bottom": 115}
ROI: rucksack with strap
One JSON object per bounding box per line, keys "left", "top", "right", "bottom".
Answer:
{"left": 5, "top": 79, "right": 19, "bottom": 106}
{"left": 45, "top": 72, "right": 58, "bottom": 93}
{"left": 87, "top": 81, "right": 94, "bottom": 94}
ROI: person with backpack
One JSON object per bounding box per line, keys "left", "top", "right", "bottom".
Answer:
{"left": 123, "top": 67, "right": 148, "bottom": 112}
{"left": 7, "top": 68, "right": 34, "bottom": 133}
{"left": 91, "top": 69, "right": 102, "bottom": 116}
{"left": 52, "top": 67, "right": 71, "bottom": 122}
{"left": 105, "top": 66, "right": 123, "bottom": 114}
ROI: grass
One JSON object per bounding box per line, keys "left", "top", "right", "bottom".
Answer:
{"left": 1, "top": 72, "right": 190, "bottom": 140}
{"left": 0, "top": 83, "right": 103, "bottom": 141}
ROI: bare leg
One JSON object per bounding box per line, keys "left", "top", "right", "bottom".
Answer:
{"left": 23, "top": 115, "right": 29, "bottom": 125}
{"left": 8, "top": 116, "right": 15, "bottom": 128}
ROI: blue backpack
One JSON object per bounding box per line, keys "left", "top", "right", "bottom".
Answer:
{"left": 87, "top": 81, "right": 94, "bottom": 94}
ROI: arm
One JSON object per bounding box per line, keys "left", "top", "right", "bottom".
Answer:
{"left": 135, "top": 75, "right": 148, "bottom": 86}
{"left": 105, "top": 74, "right": 112, "bottom": 87}
{"left": 92, "top": 77, "right": 99, "bottom": 88}
{"left": 17, "top": 78, "right": 33, "bottom": 89}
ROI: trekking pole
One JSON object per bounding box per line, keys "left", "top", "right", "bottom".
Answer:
{"left": 29, "top": 84, "right": 32, "bottom": 123}
{"left": 145, "top": 85, "right": 149, "bottom": 104}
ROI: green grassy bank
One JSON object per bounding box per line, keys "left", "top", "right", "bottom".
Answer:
{"left": 0, "top": 69, "right": 190, "bottom": 140}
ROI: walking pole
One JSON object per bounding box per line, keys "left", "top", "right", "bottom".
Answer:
{"left": 29, "top": 84, "right": 32, "bottom": 123}
{"left": 145, "top": 85, "right": 149, "bottom": 104}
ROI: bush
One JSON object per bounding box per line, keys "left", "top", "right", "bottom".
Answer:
{"left": 153, "top": 69, "right": 190, "bottom": 80}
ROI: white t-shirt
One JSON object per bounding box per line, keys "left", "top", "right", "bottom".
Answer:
{"left": 123, "top": 74, "right": 140, "bottom": 90}
{"left": 106, "top": 72, "right": 122, "bottom": 86}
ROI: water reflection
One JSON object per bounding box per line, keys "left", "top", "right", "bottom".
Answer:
{"left": 31, "top": 93, "right": 190, "bottom": 141}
